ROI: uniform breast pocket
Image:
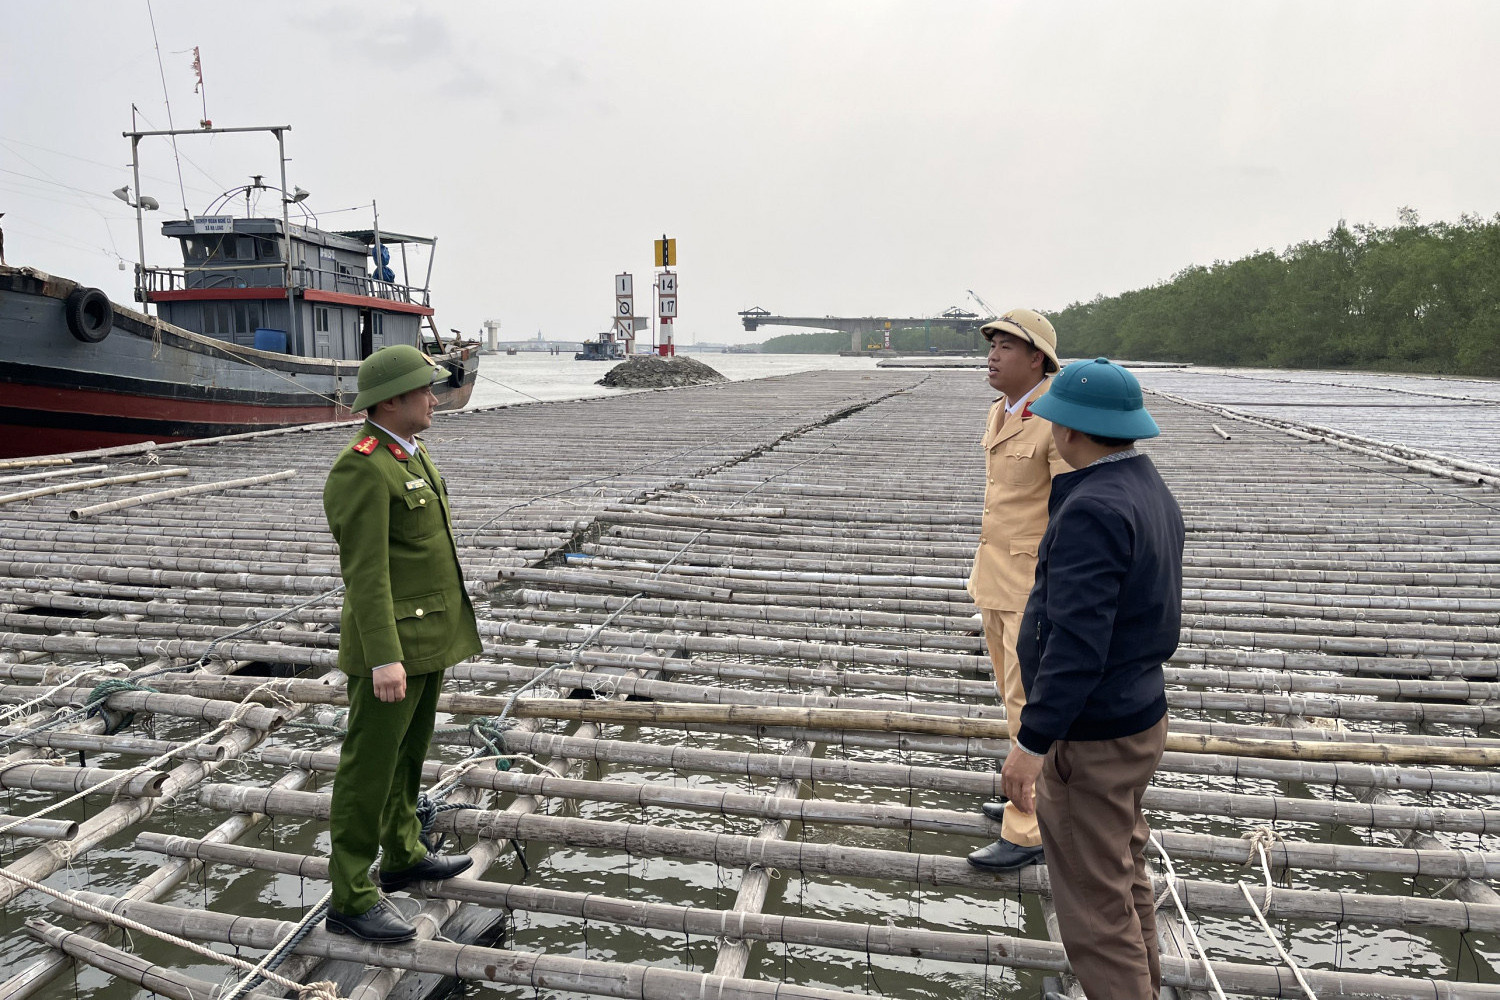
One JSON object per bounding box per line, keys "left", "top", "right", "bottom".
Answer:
{"left": 998, "top": 442, "right": 1037, "bottom": 485}
{"left": 395, "top": 486, "right": 442, "bottom": 539}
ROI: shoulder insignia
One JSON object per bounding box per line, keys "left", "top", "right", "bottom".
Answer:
{"left": 352, "top": 436, "right": 378, "bottom": 455}
{"left": 386, "top": 443, "right": 409, "bottom": 460}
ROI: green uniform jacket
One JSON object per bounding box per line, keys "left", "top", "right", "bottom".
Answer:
{"left": 323, "top": 421, "right": 481, "bottom": 677}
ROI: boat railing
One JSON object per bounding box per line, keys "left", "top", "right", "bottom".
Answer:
{"left": 141, "top": 262, "right": 430, "bottom": 308}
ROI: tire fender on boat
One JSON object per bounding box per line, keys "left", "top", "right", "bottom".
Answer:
{"left": 446, "top": 359, "right": 465, "bottom": 388}
{"left": 65, "top": 287, "right": 114, "bottom": 343}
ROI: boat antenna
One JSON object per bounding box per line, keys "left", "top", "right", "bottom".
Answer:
{"left": 143, "top": 0, "right": 191, "bottom": 218}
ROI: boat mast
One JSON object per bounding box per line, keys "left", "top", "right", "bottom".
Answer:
{"left": 275, "top": 127, "right": 297, "bottom": 353}
{"left": 129, "top": 130, "right": 148, "bottom": 312}
{"left": 121, "top": 123, "right": 296, "bottom": 331}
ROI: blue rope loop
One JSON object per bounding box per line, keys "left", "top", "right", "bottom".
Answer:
{"left": 416, "top": 792, "right": 480, "bottom": 852}
{"left": 85, "top": 678, "right": 158, "bottom": 735}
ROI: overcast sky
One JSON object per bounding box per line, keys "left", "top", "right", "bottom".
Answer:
{"left": 4, "top": 2, "right": 1498, "bottom": 345}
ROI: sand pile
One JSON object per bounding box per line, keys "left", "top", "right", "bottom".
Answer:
{"left": 595, "top": 355, "right": 729, "bottom": 388}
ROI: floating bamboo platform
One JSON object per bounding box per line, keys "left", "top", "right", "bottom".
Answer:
{"left": 3, "top": 367, "right": 1500, "bottom": 1000}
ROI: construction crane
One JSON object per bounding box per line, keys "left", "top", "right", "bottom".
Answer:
{"left": 966, "top": 289, "right": 1000, "bottom": 321}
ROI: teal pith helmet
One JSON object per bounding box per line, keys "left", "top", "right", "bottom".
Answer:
{"left": 1027, "top": 357, "right": 1160, "bottom": 440}
{"left": 351, "top": 344, "right": 444, "bottom": 412}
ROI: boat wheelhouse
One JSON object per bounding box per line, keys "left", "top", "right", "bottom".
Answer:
{"left": 145, "top": 215, "right": 449, "bottom": 363}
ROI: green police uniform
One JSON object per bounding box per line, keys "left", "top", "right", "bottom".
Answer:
{"left": 324, "top": 418, "right": 481, "bottom": 917}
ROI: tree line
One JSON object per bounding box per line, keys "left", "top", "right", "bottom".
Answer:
{"left": 1051, "top": 212, "right": 1500, "bottom": 377}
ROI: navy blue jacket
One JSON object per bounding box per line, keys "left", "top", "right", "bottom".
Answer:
{"left": 1016, "top": 454, "right": 1184, "bottom": 754}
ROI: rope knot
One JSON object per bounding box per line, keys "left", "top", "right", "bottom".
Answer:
{"left": 85, "top": 678, "right": 157, "bottom": 735}
{"left": 297, "top": 981, "right": 343, "bottom": 1000}
{"left": 1241, "top": 825, "right": 1283, "bottom": 865}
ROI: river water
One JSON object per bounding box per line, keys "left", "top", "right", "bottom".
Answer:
{"left": 3, "top": 357, "right": 1498, "bottom": 998}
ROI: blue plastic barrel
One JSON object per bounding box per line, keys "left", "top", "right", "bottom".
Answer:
{"left": 253, "top": 328, "right": 289, "bottom": 353}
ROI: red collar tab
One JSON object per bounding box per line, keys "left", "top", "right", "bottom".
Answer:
{"left": 352, "top": 436, "right": 377, "bottom": 455}
{"left": 386, "top": 443, "right": 409, "bottom": 461}
{"left": 1021, "top": 403, "right": 1035, "bottom": 420}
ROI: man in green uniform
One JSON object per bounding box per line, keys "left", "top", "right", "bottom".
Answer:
{"left": 322, "top": 344, "right": 483, "bottom": 942}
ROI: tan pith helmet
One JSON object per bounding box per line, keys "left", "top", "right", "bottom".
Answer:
{"left": 980, "top": 308, "right": 1059, "bottom": 373}
{"left": 351, "top": 344, "right": 444, "bottom": 411}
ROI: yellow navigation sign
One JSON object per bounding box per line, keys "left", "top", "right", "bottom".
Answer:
{"left": 654, "top": 236, "right": 676, "bottom": 267}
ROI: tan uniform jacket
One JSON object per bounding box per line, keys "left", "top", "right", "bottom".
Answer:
{"left": 966, "top": 379, "right": 1072, "bottom": 611}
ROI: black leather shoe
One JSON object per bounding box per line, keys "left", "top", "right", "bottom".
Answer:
{"left": 378, "top": 851, "right": 474, "bottom": 892}
{"left": 967, "top": 838, "right": 1044, "bottom": 871}
{"left": 325, "top": 898, "right": 416, "bottom": 942}
{"left": 980, "top": 800, "right": 1008, "bottom": 822}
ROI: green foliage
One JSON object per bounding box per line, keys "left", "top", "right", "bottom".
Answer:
{"left": 757, "top": 325, "right": 981, "bottom": 354}
{"left": 759, "top": 331, "right": 851, "bottom": 354}
{"left": 1051, "top": 213, "right": 1500, "bottom": 377}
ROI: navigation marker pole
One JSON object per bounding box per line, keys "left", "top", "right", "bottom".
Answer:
{"left": 654, "top": 235, "right": 677, "bottom": 357}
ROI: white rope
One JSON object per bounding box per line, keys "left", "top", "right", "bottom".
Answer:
{"left": 0, "top": 681, "right": 344, "bottom": 1000}
{"left": 0, "top": 664, "right": 127, "bottom": 725}
{"left": 1149, "top": 832, "right": 1229, "bottom": 1000}
{"left": 1240, "top": 829, "right": 1319, "bottom": 1000}
{"left": 16, "top": 863, "right": 338, "bottom": 1000}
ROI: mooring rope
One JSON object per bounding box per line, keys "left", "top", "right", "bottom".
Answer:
{"left": 1149, "top": 832, "right": 1229, "bottom": 1000}
{"left": 1240, "top": 827, "right": 1318, "bottom": 1000}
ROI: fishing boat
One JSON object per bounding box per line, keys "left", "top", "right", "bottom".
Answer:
{"left": 0, "top": 123, "right": 477, "bottom": 460}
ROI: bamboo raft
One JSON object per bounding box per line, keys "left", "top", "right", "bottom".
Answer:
{"left": 3, "top": 367, "right": 1500, "bottom": 1000}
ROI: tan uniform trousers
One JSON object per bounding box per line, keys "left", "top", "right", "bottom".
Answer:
{"left": 1037, "top": 716, "right": 1168, "bottom": 1000}
{"left": 979, "top": 607, "right": 1039, "bottom": 847}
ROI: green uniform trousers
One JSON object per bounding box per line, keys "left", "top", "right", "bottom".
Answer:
{"left": 329, "top": 669, "right": 444, "bottom": 915}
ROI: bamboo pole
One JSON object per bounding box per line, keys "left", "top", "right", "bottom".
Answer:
{"left": 502, "top": 699, "right": 1500, "bottom": 766}
{"left": 0, "top": 762, "right": 166, "bottom": 798}
{"left": 0, "top": 683, "right": 286, "bottom": 731}
{"left": 0, "top": 457, "right": 74, "bottom": 472}
{"left": 0, "top": 465, "right": 108, "bottom": 487}
{"left": 118, "top": 669, "right": 1500, "bottom": 757}
{"left": 0, "top": 726, "right": 229, "bottom": 762}
{"left": 23, "top": 919, "right": 228, "bottom": 1000}
{"left": 68, "top": 469, "right": 298, "bottom": 520}
{"left": 47, "top": 890, "right": 1498, "bottom": 1000}
{"left": 0, "top": 467, "right": 189, "bottom": 507}
{"left": 192, "top": 784, "right": 1500, "bottom": 934}
{"left": 0, "top": 816, "right": 77, "bottom": 840}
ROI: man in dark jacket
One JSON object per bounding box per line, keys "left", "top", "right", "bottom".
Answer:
{"left": 999, "top": 357, "right": 1184, "bottom": 999}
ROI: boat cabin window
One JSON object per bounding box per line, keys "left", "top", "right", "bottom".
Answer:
{"left": 202, "top": 301, "right": 264, "bottom": 342}
{"left": 185, "top": 235, "right": 277, "bottom": 263}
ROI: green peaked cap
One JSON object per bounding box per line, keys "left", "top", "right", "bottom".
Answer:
{"left": 352, "top": 344, "right": 443, "bottom": 411}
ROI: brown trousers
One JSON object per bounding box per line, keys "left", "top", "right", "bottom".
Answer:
{"left": 979, "top": 607, "right": 1040, "bottom": 846}
{"left": 1037, "top": 715, "right": 1167, "bottom": 1000}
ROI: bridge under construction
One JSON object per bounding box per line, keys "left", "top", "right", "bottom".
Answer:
{"left": 738, "top": 306, "right": 992, "bottom": 352}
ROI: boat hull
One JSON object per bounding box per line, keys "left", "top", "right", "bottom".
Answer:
{"left": 0, "top": 266, "right": 477, "bottom": 459}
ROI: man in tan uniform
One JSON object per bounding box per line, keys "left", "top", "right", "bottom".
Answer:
{"left": 965, "top": 308, "right": 1070, "bottom": 871}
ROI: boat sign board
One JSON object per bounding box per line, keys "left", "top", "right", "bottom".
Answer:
{"left": 193, "top": 216, "right": 235, "bottom": 234}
